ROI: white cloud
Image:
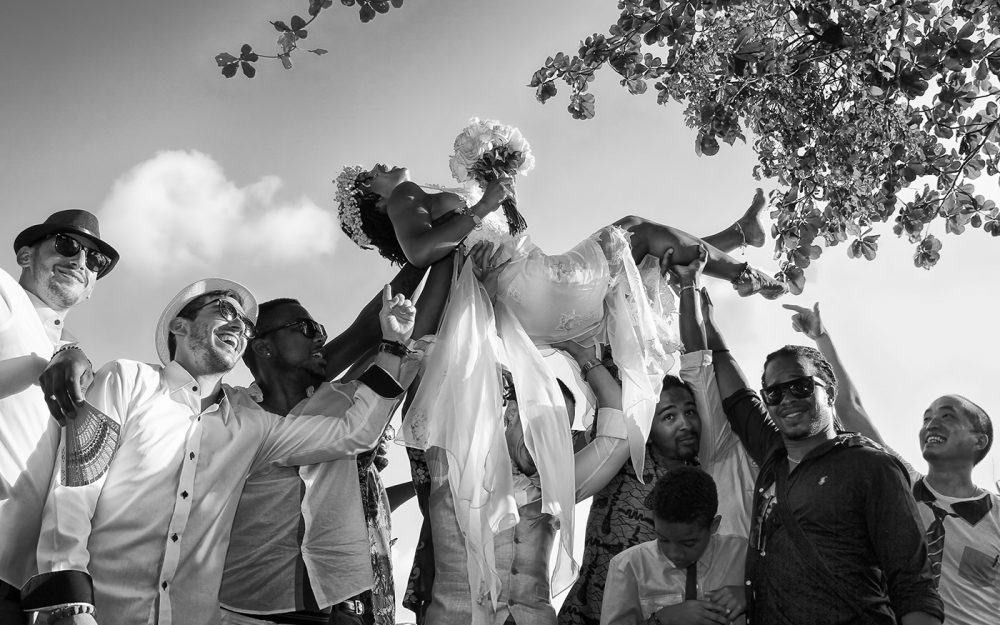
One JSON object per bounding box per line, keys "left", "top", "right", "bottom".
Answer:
{"left": 98, "top": 150, "right": 337, "bottom": 276}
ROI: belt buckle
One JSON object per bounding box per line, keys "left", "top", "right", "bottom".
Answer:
{"left": 345, "top": 598, "right": 365, "bottom": 615}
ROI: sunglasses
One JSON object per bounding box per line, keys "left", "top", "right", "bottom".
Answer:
{"left": 50, "top": 233, "right": 111, "bottom": 275}
{"left": 190, "top": 298, "right": 256, "bottom": 339}
{"left": 256, "top": 318, "right": 327, "bottom": 341}
{"left": 760, "top": 376, "right": 826, "bottom": 406}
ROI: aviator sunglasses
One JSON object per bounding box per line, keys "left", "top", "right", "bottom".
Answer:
{"left": 189, "top": 298, "right": 256, "bottom": 340}
{"left": 49, "top": 233, "right": 112, "bottom": 275}
{"left": 760, "top": 376, "right": 826, "bottom": 406}
{"left": 256, "top": 319, "right": 327, "bottom": 341}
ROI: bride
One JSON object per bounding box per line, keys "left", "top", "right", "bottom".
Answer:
{"left": 334, "top": 160, "right": 778, "bottom": 618}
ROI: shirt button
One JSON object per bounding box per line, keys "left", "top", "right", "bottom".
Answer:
{"left": 197, "top": 416, "right": 201, "bottom": 421}
{"left": 192, "top": 386, "right": 198, "bottom": 392}
{"left": 54, "top": 319, "right": 61, "bottom": 325}
{"left": 162, "top": 581, "right": 168, "bottom": 590}
{"left": 171, "top": 533, "right": 179, "bottom": 542}
{"left": 513, "top": 536, "right": 520, "bottom": 544}
{"left": 189, "top": 452, "right": 195, "bottom": 460}
{"left": 746, "top": 580, "right": 752, "bottom": 586}
{"left": 181, "top": 491, "right": 189, "bottom": 499}
{"left": 510, "top": 567, "right": 519, "bottom": 575}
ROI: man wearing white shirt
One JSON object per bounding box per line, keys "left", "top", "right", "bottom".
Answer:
{"left": 22, "top": 278, "right": 418, "bottom": 625}
{"left": 0, "top": 210, "right": 118, "bottom": 624}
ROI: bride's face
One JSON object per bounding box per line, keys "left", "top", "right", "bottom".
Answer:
{"left": 365, "top": 163, "right": 409, "bottom": 200}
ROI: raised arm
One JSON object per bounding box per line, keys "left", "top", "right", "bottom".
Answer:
{"left": 781, "top": 303, "right": 885, "bottom": 446}
{"left": 700, "top": 288, "right": 781, "bottom": 465}
{"left": 387, "top": 179, "right": 510, "bottom": 267}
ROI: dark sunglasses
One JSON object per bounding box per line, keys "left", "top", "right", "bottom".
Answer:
{"left": 191, "top": 298, "right": 256, "bottom": 339}
{"left": 50, "top": 233, "right": 111, "bottom": 275}
{"left": 256, "top": 319, "right": 327, "bottom": 341}
{"left": 760, "top": 376, "right": 826, "bottom": 406}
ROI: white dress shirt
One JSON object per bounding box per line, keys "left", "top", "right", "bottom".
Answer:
{"left": 600, "top": 534, "right": 748, "bottom": 625}
{"left": 0, "top": 268, "right": 70, "bottom": 588}
{"left": 30, "top": 358, "right": 404, "bottom": 625}
{"left": 682, "top": 350, "right": 758, "bottom": 538}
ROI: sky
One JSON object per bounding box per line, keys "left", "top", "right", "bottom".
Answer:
{"left": 2, "top": 1, "right": 999, "bottom": 618}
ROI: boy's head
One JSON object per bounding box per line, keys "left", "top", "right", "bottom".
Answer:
{"left": 645, "top": 467, "right": 720, "bottom": 569}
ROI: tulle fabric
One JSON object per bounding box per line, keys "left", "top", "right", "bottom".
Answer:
{"left": 400, "top": 226, "right": 679, "bottom": 621}
{"left": 398, "top": 261, "right": 519, "bottom": 624}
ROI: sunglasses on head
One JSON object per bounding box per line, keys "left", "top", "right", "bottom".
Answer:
{"left": 760, "top": 376, "right": 826, "bottom": 406}
{"left": 256, "top": 318, "right": 327, "bottom": 341}
{"left": 49, "top": 233, "right": 111, "bottom": 274}
{"left": 190, "top": 298, "right": 256, "bottom": 339}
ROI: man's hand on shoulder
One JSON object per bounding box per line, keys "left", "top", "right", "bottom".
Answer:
{"left": 51, "top": 613, "right": 98, "bottom": 625}
{"left": 40, "top": 346, "right": 93, "bottom": 424}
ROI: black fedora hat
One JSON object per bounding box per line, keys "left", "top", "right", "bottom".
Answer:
{"left": 13, "top": 209, "right": 119, "bottom": 279}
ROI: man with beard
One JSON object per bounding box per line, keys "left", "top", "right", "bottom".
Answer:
{"left": 220, "top": 257, "right": 449, "bottom": 625}
{"left": 782, "top": 302, "right": 998, "bottom": 625}
{"left": 705, "top": 295, "right": 943, "bottom": 624}
{"left": 0, "top": 210, "right": 118, "bottom": 624}
{"left": 21, "top": 278, "right": 420, "bottom": 625}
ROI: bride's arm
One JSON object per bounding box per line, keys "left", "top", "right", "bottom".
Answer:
{"left": 388, "top": 180, "right": 509, "bottom": 267}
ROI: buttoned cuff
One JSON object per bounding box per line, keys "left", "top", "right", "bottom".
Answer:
{"left": 20, "top": 571, "right": 94, "bottom": 611}
{"left": 357, "top": 365, "right": 405, "bottom": 399}
{"left": 594, "top": 407, "right": 627, "bottom": 439}
{"left": 680, "top": 349, "right": 713, "bottom": 372}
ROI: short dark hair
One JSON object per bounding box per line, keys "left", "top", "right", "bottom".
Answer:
{"left": 167, "top": 289, "right": 238, "bottom": 360}
{"left": 243, "top": 298, "right": 302, "bottom": 374}
{"left": 957, "top": 395, "right": 994, "bottom": 465}
{"left": 762, "top": 345, "right": 838, "bottom": 403}
{"left": 350, "top": 188, "right": 408, "bottom": 266}
{"left": 661, "top": 374, "right": 695, "bottom": 399}
{"left": 645, "top": 466, "right": 718, "bottom": 528}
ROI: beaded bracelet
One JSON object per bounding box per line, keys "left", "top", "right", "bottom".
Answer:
{"left": 48, "top": 604, "right": 96, "bottom": 620}
{"left": 580, "top": 358, "right": 604, "bottom": 379}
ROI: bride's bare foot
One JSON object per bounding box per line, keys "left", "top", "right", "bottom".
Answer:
{"left": 736, "top": 188, "right": 767, "bottom": 248}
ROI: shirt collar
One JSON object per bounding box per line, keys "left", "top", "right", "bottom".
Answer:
{"left": 163, "top": 360, "right": 231, "bottom": 423}
{"left": 25, "top": 288, "right": 69, "bottom": 345}
{"left": 913, "top": 477, "right": 993, "bottom": 525}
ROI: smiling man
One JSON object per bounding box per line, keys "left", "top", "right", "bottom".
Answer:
{"left": 707, "top": 330, "right": 944, "bottom": 624}
{"left": 781, "top": 303, "right": 999, "bottom": 625}
{"left": 21, "top": 278, "right": 419, "bottom": 625}
{"left": 0, "top": 210, "right": 118, "bottom": 624}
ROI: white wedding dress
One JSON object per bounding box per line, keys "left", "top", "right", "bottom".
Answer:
{"left": 399, "top": 209, "right": 680, "bottom": 624}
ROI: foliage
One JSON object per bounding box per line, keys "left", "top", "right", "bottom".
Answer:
{"left": 529, "top": 0, "right": 1000, "bottom": 292}
{"left": 214, "top": 0, "right": 403, "bottom": 77}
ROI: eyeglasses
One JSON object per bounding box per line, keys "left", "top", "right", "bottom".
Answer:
{"left": 190, "top": 299, "right": 256, "bottom": 339}
{"left": 760, "top": 376, "right": 826, "bottom": 406}
{"left": 256, "top": 319, "right": 327, "bottom": 341}
{"left": 50, "top": 233, "right": 111, "bottom": 275}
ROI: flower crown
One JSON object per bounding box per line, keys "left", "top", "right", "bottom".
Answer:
{"left": 334, "top": 165, "right": 373, "bottom": 249}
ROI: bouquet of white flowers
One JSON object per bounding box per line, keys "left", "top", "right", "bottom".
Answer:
{"left": 449, "top": 118, "right": 535, "bottom": 236}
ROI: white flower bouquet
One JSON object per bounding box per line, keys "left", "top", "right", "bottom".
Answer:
{"left": 449, "top": 118, "right": 535, "bottom": 235}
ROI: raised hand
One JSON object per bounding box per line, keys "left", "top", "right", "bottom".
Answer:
{"left": 651, "top": 599, "right": 730, "bottom": 625}
{"left": 479, "top": 176, "right": 514, "bottom": 212}
{"left": 40, "top": 347, "right": 94, "bottom": 424}
{"left": 468, "top": 241, "right": 510, "bottom": 299}
{"left": 782, "top": 302, "right": 825, "bottom": 340}
{"left": 379, "top": 284, "right": 417, "bottom": 344}
{"left": 660, "top": 244, "right": 708, "bottom": 286}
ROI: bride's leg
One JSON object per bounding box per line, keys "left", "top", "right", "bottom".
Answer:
{"left": 611, "top": 215, "right": 787, "bottom": 298}
{"left": 701, "top": 188, "right": 767, "bottom": 251}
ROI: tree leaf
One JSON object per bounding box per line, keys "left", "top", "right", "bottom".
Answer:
{"left": 215, "top": 52, "right": 238, "bottom": 67}
{"left": 241, "top": 61, "right": 256, "bottom": 78}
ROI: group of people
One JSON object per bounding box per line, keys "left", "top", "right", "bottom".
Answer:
{"left": 0, "top": 156, "right": 995, "bottom": 625}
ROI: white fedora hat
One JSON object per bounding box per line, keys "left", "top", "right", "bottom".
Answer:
{"left": 154, "top": 278, "right": 257, "bottom": 365}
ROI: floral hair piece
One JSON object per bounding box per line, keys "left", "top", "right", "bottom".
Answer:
{"left": 334, "top": 165, "right": 373, "bottom": 249}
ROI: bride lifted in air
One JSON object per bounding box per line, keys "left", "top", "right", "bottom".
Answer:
{"left": 333, "top": 118, "right": 783, "bottom": 617}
